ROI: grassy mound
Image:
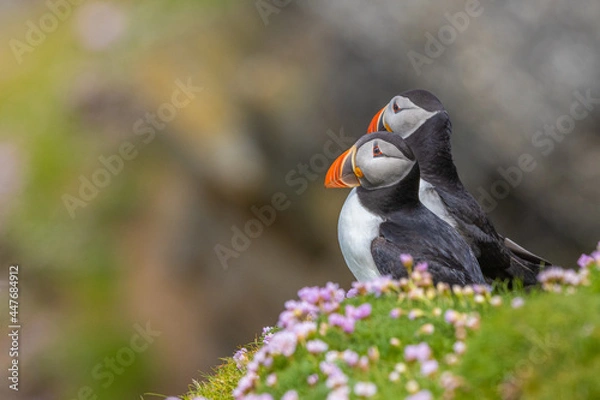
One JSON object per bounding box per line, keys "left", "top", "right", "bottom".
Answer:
{"left": 182, "top": 246, "right": 600, "bottom": 400}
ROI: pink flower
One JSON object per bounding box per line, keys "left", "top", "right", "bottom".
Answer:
{"left": 326, "top": 370, "right": 348, "bottom": 389}
{"left": 415, "top": 262, "right": 428, "bottom": 272}
{"left": 354, "top": 382, "right": 377, "bottom": 397}
{"left": 347, "top": 303, "right": 372, "bottom": 320}
{"left": 466, "top": 315, "right": 480, "bottom": 330}
{"left": 365, "top": 276, "right": 398, "bottom": 296}
{"left": 342, "top": 349, "right": 359, "bottom": 367}
{"left": 453, "top": 341, "right": 466, "bottom": 355}
{"left": 233, "top": 347, "right": 248, "bottom": 370}
{"left": 325, "top": 351, "right": 339, "bottom": 362}
{"left": 405, "top": 390, "right": 433, "bottom": 400}
{"left": 268, "top": 331, "right": 297, "bottom": 357}
{"left": 244, "top": 394, "right": 273, "bottom": 400}
{"left": 368, "top": 346, "right": 380, "bottom": 361}
{"left": 420, "top": 359, "right": 438, "bottom": 376}
{"left": 262, "top": 326, "right": 274, "bottom": 344}
{"left": 307, "top": 373, "right": 319, "bottom": 386}
{"left": 408, "top": 309, "right": 424, "bottom": 320}
{"left": 490, "top": 296, "right": 502, "bottom": 306}
{"left": 418, "top": 323, "right": 434, "bottom": 335}
{"left": 400, "top": 254, "right": 414, "bottom": 267}
{"left": 578, "top": 254, "right": 594, "bottom": 268}
{"left": 511, "top": 297, "right": 525, "bottom": 309}
{"left": 266, "top": 373, "right": 277, "bottom": 387}
{"left": 293, "top": 321, "right": 316, "bottom": 339}
{"left": 444, "top": 309, "right": 459, "bottom": 324}
{"left": 233, "top": 371, "right": 259, "bottom": 398}
{"left": 282, "top": 390, "right": 299, "bottom": 400}
{"left": 321, "top": 361, "right": 349, "bottom": 390}
{"left": 441, "top": 371, "right": 461, "bottom": 391}
{"left": 390, "top": 308, "right": 402, "bottom": 319}
{"left": 327, "top": 386, "right": 350, "bottom": 400}
{"left": 358, "top": 356, "right": 369, "bottom": 371}
{"left": 320, "top": 361, "right": 338, "bottom": 375}
{"left": 298, "top": 286, "right": 321, "bottom": 304}
{"left": 322, "top": 301, "right": 341, "bottom": 314}
{"left": 404, "top": 342, "right": 432, "bottom": 362}
{"left": 307, "top": 339, "right": 329, "bottom": 354}
{"left": 328, "top": 313, "right": 355, "bottom": 333}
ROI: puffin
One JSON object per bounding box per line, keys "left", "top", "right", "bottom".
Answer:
{"left": 366, "top": 89, "right": 551, "bottom": 285}
{"left": 324, "top": 131, "right": 486, "bottom": 286}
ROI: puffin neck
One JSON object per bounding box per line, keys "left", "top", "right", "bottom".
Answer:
{"left": 406, "top": 116, "right": 461, "bottom": 188}
{"left": 357, "top": 163, "right": 421, "bottom": 215}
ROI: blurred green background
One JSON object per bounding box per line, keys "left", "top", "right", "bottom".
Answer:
{"left": 0, "top": 0, "right": 598, "bottom": 398}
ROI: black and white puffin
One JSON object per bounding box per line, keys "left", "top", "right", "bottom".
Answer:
{"left": 324, "top": 131, "right": 486, "bottom": 286}
{"left": 367, "top": 90, "right": 551, "bottom": 285}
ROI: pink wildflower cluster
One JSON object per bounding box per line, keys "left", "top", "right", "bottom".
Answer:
{"left": 233, "top": 347, "right": 249, "bottom": 370}
{"left": 233, "top": 326, "right": 306, "bottom": 398}
{"left": 577, "top": 242, "right": 600, "bottom": 268}
{"left": 404, "top": 342, "right": 438, "bottom": 378}
{"left": 328, "top": 303, "right": 372, "bottom": 334}
{"left": 535, "top": 244, "right": 600, "bottom": 292}
{"left": 278, "top": 283, "right": 346, "bottom": 329}
{"left": 538, "top": 267, "right": 587, "bottom": 292}
{"left": 443, "top": 309, "right": 481, "bottom": 340}
{"left": 230, "top": 244, "right": 600, "bottom": 400}
{"left": 235, "top": 282, "right": 373, "bottom": 399}
{"left": 347, "top": 275, "right": 399, "bottom": 298}
{"left": 235, "top": 261, "right": 495, "bottom": 399}
{"left": 262, "top": 326, "right": 274, "bottom": 345}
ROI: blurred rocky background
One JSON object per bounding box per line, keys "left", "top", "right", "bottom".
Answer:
{"left": 0, "top": 0, "right": 598, "bottom": 398}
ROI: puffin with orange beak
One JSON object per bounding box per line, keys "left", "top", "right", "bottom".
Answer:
{"left": 365, "top": 90, "right": 551, "bottom": 285}
{"left": 325, "top": 131, "right": 485, "bottom": 285}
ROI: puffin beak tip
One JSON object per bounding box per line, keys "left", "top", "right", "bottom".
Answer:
{"left": 367, "top": 106, "right": 387, "bottom": 134}
{"left": 324, "top": 147, "right": 360, "bottom": 189}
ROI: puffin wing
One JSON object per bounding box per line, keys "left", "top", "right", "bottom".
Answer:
{"left": 371, "top": 222, "right": 480, "bottom": 286}
{"left": 505, "top": 257, "right": 540, "bottom": 287}
{"left": 434, "top": 189, "right": 515, "bottom": 279}
{"left": 370, "top": 236, "right": 409, "bottom": 279}
{"left": 436, "top": 189, "right": 549, "bottom": 286}
{"left": 504, "top": 237, "right": 552, "bottom": 266}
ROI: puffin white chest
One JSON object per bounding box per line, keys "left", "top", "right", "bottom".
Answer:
{"left": 337, "top": 188, "right": 384, "bottom": 282}
{"left": 419, "top": 179, "right": 458, "bottom": 229}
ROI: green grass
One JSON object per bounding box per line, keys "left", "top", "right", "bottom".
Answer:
{"left": 183, "top": 340, "right": 261, "bottom": 400}
{"left": 183, "top": 252, "right": 600, "bottom": 400}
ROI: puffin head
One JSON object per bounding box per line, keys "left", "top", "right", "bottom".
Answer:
{"left": 324, "top": 131, "right": 416, "bottom": 190}
{"left": 367, "top": 89, "right": 445, "bottom": 138}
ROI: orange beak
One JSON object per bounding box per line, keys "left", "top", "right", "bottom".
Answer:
{"left": 366, "top": 106, "right": 391, "bottom": 133}
{"left": 324, "top": 146, "right": 360, "bottom": 188}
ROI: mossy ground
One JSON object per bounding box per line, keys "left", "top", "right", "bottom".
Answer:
{"left": 183, "top": 257, "right": 600, "bottom": 400}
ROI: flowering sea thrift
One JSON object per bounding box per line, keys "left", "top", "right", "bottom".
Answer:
{"left": 404, "top": 342, "right": 432, "bottom": 362}
{"left": 420, "top": 359, "right": 438, "bottom": 377}
{"left": 306, "top": 339, "right": 328, "bottom": 354}
{"left": 281, "top": 390, "right": 298, "bottom": 400}
{"left": 406, "top": 390, "right": 433, "bottom": 400}
{"left": 233, "top": 348, "right": 249, "bottom": 370}
{"left": 226, "top": 247, "right": 600, "bottom": 400}
{"left": 511, "top": 297, "right": 525, "bottom": 309}
{"left": 354, "top": 382, "right": 377, "bottom": 397}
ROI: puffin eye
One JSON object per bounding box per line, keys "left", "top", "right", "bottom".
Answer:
{"left": 373, "top": 142, "right": 383, "bottom": 158}
{"left": 393, "top": 102, "right": 401, "bottom": 113}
